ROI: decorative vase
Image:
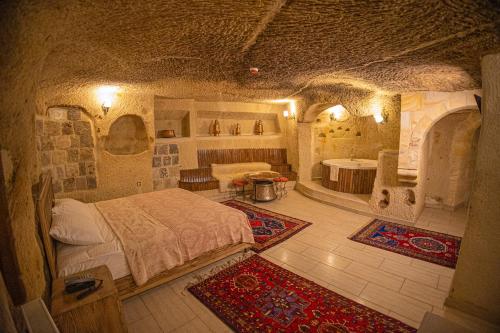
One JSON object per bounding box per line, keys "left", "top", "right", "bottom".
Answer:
{"left": 234, "top": 123, "right": 241, "bottom": 136}
{"left": 212, "top": 120, "right": 221, "bottom": 136}
{"left": 255, "top": 120, "right": 264, "bottom": 135}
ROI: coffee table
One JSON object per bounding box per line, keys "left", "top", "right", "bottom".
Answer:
{"left": 245, "top": 171, "right": 281, "bottom": 202}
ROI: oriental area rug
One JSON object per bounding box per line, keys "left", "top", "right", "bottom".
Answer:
{"left": 222, "top": 200, "right": 311, "bottom": 252}
{"left": 349, "top": 219, "right": 461, "bottom": 268}
{"left": 188, "top": 255, "right": 416, "bottom": 333}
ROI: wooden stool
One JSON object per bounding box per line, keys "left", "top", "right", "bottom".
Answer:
{"left": 273, "top": 177, "right": 288, "bottom": 199}
{"left": 232, "top": 178, "right": 248, "bottom": 200}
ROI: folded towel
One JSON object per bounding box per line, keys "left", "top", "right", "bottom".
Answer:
{"left": 330, "top": 165, "right": 339, "bottom": 182}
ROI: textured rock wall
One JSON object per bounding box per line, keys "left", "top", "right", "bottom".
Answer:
{"left": 446, "top": 53, "right": 500, "bottom": 325}
{"left": 369, "top": 150, "right": 424, "bottom": 222}
{"left": 398, "top": 90, "right": 480, "bottom": 183}
{"left": 298, "top": 92, "right": 400, "bottom": 180}
{"left": 104, "top": 115, "right": 149, "bottom": 155}
{"left": 0, "top": 0, "right": 498, "bottom": 309}
{"left": 425, "top": 111, "right": 480, "bottom": 209}
{"left": 310, "top": 95, "right": 400, "bottom": 177}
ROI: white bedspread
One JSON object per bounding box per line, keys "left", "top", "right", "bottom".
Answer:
{"left": 58, "top": 188, "right": 254, "bottom": 285}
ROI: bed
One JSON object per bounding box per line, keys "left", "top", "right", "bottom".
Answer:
{"left": 36, "top": 174, "right": 253, "bottom": 300}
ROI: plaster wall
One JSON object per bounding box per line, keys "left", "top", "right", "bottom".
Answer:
{"left": 446, "top": 53, "right": 500, "bottom": 325}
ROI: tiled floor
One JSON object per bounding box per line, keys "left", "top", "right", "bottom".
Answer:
{"left": 123, "top": 190, "right": 480, "bottom": 332}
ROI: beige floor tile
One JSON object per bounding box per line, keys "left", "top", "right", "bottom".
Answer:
{"left": 360, "top": 283, "right": 432, "bottom": 323}
{"left": 127, "top": 315, "right": 163, "bottom": 333}
{"left": 362, "top": 246, "right": 413, "bottom": 265}
{"left": 267, "top": 247, "right": 318, "bottom": 272}
{"left": 123, "top": 296, "right": 151, "bottom": 324}
{"left": 345, "top": 262, "right": 404, "bottom": 291}
{"left": 141, "top": 284, "right": 197, "bottom": 330}
{"left": 326, "top": 284, "right": 390, "bottom": 315}
{"left": 437, "top": 275, "right": 453, "bottom": 292}
{"left": 310, "top": 263, "right": 367, "bottom": 295}
{"left": 302, "top": 247, "right": 352, "bottom": 269}
{"left": 410, "top": 259, "right": 455, "bottom": 277}
{"left": 193, "top": 303, "right": 233, "bottom": 333}
{"left": 171, "top": 318, "right": 212, "bottom": 333}
{"left": 388, "top": 311, "right": 420, "bottom": 329}
{"left": 380, "top": 259, "right": 439, "bottom": 287}
{"left": 400, "top": 280, "right": 448, "bottom": 308}
{"left": 281, "top": 264, "right": 330, "bottom": 288}
{"left": 294, "top": 233, "right": 339, "bottom": 251}
{"left": 333, "top": 245, "right": 384, "bottom": 268}
{"left": 279, "top": 239, "right": 309, "bottom": 253}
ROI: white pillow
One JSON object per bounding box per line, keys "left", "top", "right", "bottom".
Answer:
{"left": 50, "top": 199, "right": 105, "bottom": 245}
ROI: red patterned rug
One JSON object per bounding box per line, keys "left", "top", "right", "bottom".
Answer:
{"left": 222, "top": 200, "right": 311, "bottom": 253}
{"left": 188, "top": 255, "right": 416, "bottom": 332}
{"left": 349, "top": 219, "right": 461, "bottom": 268}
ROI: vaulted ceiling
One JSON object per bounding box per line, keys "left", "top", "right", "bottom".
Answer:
{"left": 9, "top": 0, "right": 500, "bottom": 97}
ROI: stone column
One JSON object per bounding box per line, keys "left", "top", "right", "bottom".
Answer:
{"left": 445, "top": 53, "right": 500, "bottom": 325}
{"left": 296, "top": 122, "right": 314, "bottom": 182}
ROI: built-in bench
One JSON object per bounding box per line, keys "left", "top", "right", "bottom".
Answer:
{"left": 179, "top": 148, "right": 296, "bottom": 192}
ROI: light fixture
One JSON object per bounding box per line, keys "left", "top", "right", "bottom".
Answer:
{"left": 371, "top": 97, "right": 388, "bottom": 124}
{"left": 374, "top": 113, "right": 386, "bottom": 123}
{"left": 274, "top": 99, "right": 296, "bottom": 120}
{"left": 96, "top": 86, "right": 119, "bottom": 115}
{"left": 325, "top": 105, "right": 346, "bottom": 121}
{"left": 283, "top": 109, "right": 296, "bottom": 120}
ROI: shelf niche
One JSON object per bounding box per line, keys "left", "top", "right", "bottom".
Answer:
{"left": 196, "top": 111, "right": 280, "bottom": 137}
{"left": 155, "top": 109, "right": 190, "bottom": 138}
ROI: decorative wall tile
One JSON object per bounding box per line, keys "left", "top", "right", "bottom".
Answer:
{"left": 152, "top": 143, "right": 180, "bottom": 191}
{"left": 36, "top": 107, "right": 97, "bottom": 194}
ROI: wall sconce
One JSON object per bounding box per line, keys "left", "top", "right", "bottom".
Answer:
{"left": 373, "top": 112, "right": 388, "bottom": 124}
{"left": 371, "top": 98, "right": 388, "bottom": 124}
{"left": 283, "top": 110, "right": 296, "bottom": 120}
{"left": 326, "top": 105, "right": 346, "bottom": 122}
{"left": 97, "top": 86, "right": 119, "bottom": 115}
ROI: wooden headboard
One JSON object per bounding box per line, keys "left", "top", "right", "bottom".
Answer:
{"left": 36, "top": 174, "right": 57, "bottom": 281}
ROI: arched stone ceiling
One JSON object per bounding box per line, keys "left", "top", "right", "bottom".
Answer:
{"left": 5, "top": 0, "right": 500, "bottom": 99}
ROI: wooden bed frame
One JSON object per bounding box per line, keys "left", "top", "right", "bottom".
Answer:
{"left": 36, "top": 174, "right": 252, "bottom": 300}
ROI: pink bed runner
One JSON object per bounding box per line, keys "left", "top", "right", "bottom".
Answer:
{"left": 96, "top": 188, "right": 254, "bottom": 285}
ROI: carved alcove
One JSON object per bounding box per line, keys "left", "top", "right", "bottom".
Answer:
{"left": 104, "top": 115, "right": 148, "bottom": 155}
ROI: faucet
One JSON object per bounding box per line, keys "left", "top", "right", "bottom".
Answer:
{"left": 350, "top": 147, "right": 355, "bottom": 161}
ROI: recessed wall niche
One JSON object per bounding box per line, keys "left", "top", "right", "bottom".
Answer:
{"left": 36, "top": 107, "right": 97, "bottom": 193}
{"left": 104, "top": 115, "right": 148, "bottom": 155}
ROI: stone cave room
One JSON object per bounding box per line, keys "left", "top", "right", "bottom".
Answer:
{"left": 1, "top": 1, "right": 499, "bottom": 333}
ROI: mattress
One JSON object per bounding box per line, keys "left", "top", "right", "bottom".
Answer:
{"left": 56, "top": 203, "right": 131, "bottom": 280}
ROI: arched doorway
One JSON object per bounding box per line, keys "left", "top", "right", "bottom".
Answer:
{"left": 424, "top": 110, "right": 481, "bottom": 210}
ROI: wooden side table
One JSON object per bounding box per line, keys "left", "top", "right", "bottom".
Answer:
{"left": 51, "top": 265, "right": 127, "bottom": 333}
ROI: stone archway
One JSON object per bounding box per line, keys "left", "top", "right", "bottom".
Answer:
{"left": 397, "top": 90, "right": 480, "bottom": 183}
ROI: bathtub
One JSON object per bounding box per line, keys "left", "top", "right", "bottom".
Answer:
{"left": 321, "top": 159, "right": 378, "bottom": 194}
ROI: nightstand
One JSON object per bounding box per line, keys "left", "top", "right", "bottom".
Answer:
{"left": 51, "top": 265, "right": 127, "bottom": 333}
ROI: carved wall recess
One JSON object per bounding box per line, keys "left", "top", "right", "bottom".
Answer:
{"left": 406, "top": 189, "right": 416, "bottom": 205}
{"left": 379, "top": 189, "right": 390, "bottom": 208}
{"left": 105, "top": 115, "right": 148, "bottom": 155}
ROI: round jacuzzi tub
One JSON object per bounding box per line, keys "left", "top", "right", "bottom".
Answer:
{"left": 321, "top": 159, "right": 378, "bottom": 194}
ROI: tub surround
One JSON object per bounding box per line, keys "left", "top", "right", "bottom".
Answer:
{"left": 321, "top": 159, "right": 377, "bottom": 194}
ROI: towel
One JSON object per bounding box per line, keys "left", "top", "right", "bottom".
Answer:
{"left": 329, "top": 165, "right": 339, "bottom": 182}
